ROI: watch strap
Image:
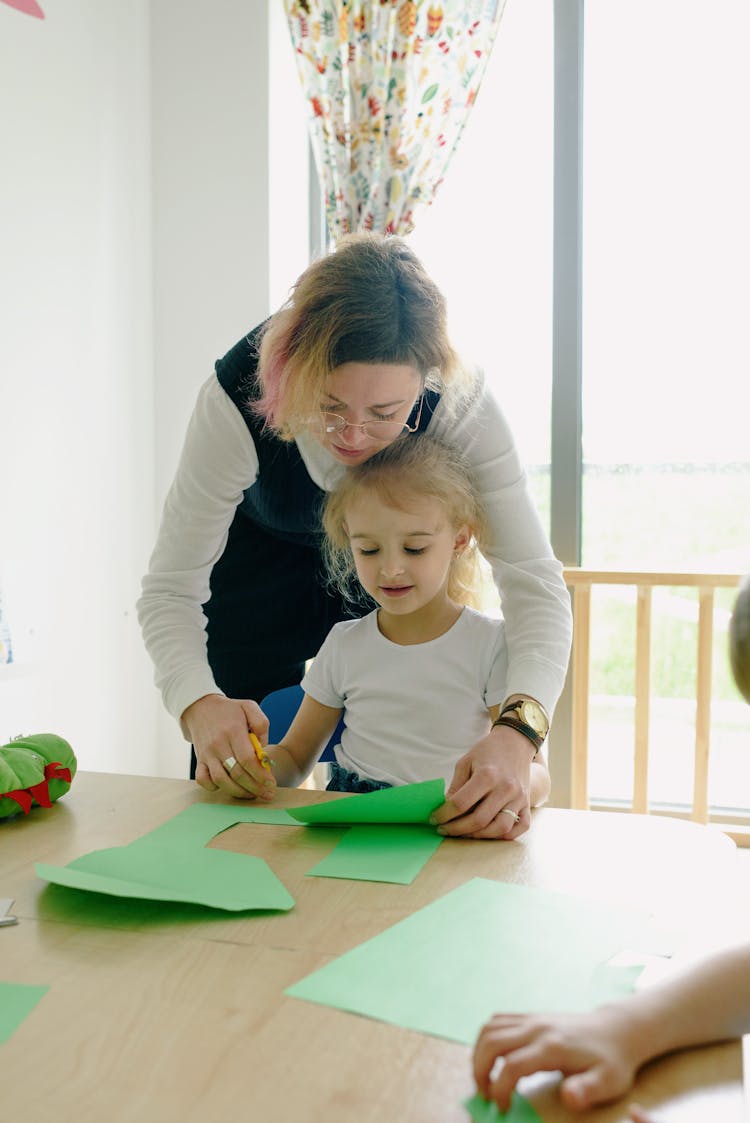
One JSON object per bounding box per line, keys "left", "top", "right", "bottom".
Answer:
{"left": 491, "top": 714, "right": 543, "bottom": 756}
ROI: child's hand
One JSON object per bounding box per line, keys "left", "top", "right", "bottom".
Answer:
{"left": 629, "top": 1106, "right": 659, "bottom": 1123}
{"left": 473, "top": 1009, "right": 641, "bottom": 1113}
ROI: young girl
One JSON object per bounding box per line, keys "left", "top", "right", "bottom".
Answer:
{"left": 259, "top": 434, "right": 551, "bottom": 838}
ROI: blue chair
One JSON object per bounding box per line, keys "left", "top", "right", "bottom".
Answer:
{"left": 260, "top": 684, "right": 344, "bottom": 763}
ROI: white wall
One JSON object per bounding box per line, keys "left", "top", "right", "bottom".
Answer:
{"left": 0, "top": 0, "right": 156, "bottom": 773}
{"left": 0, "top": 0, "right": 301, "bottom": 778}
{"left": 149, "top": 0, "right": 274, "bottom": 775}
{"left": 151, "top": 0, "right": 272, "bottom": 508}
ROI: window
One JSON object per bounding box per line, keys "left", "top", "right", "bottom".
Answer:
{"left": 582, "top": 0, "right": 750, "bottom": 571}
{"left": 407, "top": 0, "right": 750, "bottom": 816}
{"left": 581, "top": 0, "right": 750, "bottom": 812}
{"left": 408, "top": 0, "right": 553, "bottom": 526}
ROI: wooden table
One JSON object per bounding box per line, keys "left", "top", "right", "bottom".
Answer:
{"left": 2, "top": 772, "right": 748, "bottom": 1123}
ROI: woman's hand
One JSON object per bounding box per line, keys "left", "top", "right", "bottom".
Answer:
{"left": 473, "top": 1008, "right": 642, "bottom": 1114}
{"left": 181, "top": 693, "right": 276, "bottom": 800}
{"left": 430, "top": 725, "right": 541, "bottom": 839}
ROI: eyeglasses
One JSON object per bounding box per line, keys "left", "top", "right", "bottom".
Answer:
{"left": 318, "top": 394, "right": 424, "bottom": 442}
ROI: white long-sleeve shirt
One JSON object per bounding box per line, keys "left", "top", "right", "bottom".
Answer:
{"left": 137, "top": 368, "right": 572, "bottom": 729}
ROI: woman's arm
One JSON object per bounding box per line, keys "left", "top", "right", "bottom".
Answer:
{"left": 136, "top": 375, "right": 259, "bottom": 724}
{"left": 137, "top": 375, "right": 273, "bottom": 797}
{"left": 427, "top": 373, "right": 570, "bottom": 838}
{"left": 430, "top": 370, "right": 572, "bottom": 719}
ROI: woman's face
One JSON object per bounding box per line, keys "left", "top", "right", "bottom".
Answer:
{"left": 316, "top": 362, "right": 422, "bottom": 466}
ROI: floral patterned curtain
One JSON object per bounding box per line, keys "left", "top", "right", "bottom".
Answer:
{"left": 284, "top": 0, "right": 507, "bottom": 238}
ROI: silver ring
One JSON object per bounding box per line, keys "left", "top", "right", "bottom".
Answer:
{"left": 222, "top": 756, "right": 238, "bottom": 772}
{"left": 499, "top": 807, "right": 521, "bottom": 824}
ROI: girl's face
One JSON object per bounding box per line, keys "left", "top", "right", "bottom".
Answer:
{"left": 317, "top": 362, "right": 422, "bottom": 466}
{"left": 345, "top": 489, "right": 469, "bottom": 621}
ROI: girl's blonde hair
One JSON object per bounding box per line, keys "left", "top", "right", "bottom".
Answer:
{"left": 322, "top": 434, "right": 489, "bottom": 609}
{"left": 254, "top": 232, "right": 475, "bottom": 439}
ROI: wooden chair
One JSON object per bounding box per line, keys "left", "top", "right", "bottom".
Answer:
{"left": 260, "top": 684, "right": 343, "bottom": 764}
{"left": 562, "top": 569, "right": 745, "bottom": 833}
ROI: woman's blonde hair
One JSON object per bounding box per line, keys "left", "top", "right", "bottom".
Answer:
{"left": 322, "top": 434, "right": 489, "bottom": 609}
{"left": 254, "top": 233, "right": 475, "bottom": 439}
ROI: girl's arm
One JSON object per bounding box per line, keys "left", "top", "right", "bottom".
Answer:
{"left": 473, "top": 942, "right": 750, "bottom": 1114}
{"left": 267, "top": 695, "right": 343, "bottom": 788}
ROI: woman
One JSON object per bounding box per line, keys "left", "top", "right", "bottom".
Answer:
{"left": 137, "top": 233, "right": 572, "bottom": 839}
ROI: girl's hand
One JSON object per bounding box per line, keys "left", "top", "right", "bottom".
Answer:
{"left": 181, "top": 693, "right": 276, "bottom": 801}
{"left": 473, "top": 1008, "right": 641, "bottom": 1113}
{"left": 430, "top": 725, "right": 536, "bottom": 839}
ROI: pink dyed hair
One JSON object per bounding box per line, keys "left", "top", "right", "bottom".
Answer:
{"left": 252, "top": 232, "right": 470, "bottom": 440}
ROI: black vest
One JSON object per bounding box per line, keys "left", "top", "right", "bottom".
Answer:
{"left": 214, "top": 324, "right": 440, "bottom": 547}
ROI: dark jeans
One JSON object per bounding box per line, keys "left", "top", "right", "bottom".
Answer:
{"left": 326, "top": 762, "right": 392, "bottom": 793}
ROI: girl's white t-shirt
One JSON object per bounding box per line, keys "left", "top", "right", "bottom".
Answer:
{"left": 301, "top": 607, "right": 508, "bottom": 788}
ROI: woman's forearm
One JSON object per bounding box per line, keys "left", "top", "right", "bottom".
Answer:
{"left": 436, "top": 374, "right": 573, "bottom": 717}
{"left": 137, "top": 376, "right": 259, "bottom": 720}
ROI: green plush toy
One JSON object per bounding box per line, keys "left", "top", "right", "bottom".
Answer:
{"left": 0, "top": 734, "right": 77, "bottom": 820}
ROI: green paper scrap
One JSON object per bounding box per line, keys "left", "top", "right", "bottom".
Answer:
{"left": 286, "top": 877, "right": 661, "bottom": 1044}
{"left": 464, "top": 1092, "right": 543, "bottom": 1123}
{"left": 306, "top": 825, "right": 444, "bottom": 884}
{"left": 128, "top": 801, "right": 299, "bottom": 850}
{"left": 288, "top": 778, "right": 446, "bottom": 825}
{"left": 36, "top": 840, "right": 294, "bottom": 912}
{"left": 0, "top": 981, "right": 49, "bottom": 1044}
{"left": 590, "top": 960, "right": 645, "bottom": 999}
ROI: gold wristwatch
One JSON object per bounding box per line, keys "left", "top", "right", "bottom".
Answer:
{"left": 491, "top": 697, "right": 549, "bottom": 755}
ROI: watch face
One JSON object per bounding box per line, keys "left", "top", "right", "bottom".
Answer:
{"left": 520, "top": 701, "right": 548, "bottom": 736}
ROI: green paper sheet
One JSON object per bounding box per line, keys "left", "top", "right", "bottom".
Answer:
{"left": 286, "top": 877, "right": 659, "bottom": 1044}
{"left": 306, "top": 825, "right": 444, "bottom": 884}
{"left": 288, "top": 778, "right": 446, "bottom": 825}
{"left": 36, "top": 841, "right": 294, "bottom": 912}
{"left": 0, "top": 981, "right": 49, "bottom": 1044}
{"left": 464, "top": 1092, "right": 542, "bottom": 1123}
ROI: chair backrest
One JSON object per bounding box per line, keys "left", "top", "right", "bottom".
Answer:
{"left": 562, "top": 568, "right": 745, "bottom": 826}
{"left": 260, "top": 684, "right": 343, "bottom": 763}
